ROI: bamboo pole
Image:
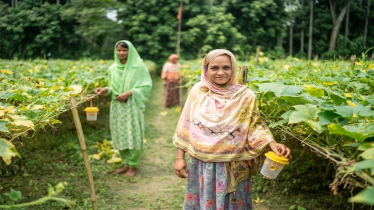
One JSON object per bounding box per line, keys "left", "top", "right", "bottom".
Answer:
{"left": 176, "top": 2, "right": 183, "bottom": 56}
{"left": 238, "top": 66, "right": 248, "bottom": 85}
{"left": 350, "top": 55, "right": 356, "bottom": 67}
{"left": 245, "top": 51, "right": 249, "bottom": 63}
{"left": 70, "top": 98, "right": 98, "bottom": 210}
{"left": 255, "top": 46, "right": 261, "bottom": 67}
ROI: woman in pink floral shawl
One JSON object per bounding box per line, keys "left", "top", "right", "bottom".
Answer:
{"left": 173, "top": 49, "right": 291, "bottom": 210}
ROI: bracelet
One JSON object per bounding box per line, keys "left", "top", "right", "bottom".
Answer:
{"left": 176, "top": 157, "right": 185, "bottom": 160}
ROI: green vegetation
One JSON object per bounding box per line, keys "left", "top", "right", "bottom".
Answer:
{"left": 1, "top": 0, "right": 373, "bottom": 62}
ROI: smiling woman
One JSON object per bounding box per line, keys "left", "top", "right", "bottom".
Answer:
{"left": 173, "top": 49, "right": 291, "bottom": 210}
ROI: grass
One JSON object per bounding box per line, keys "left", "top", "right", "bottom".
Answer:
{"left": 0, "top": 78, "right": 372, "bottom": 210}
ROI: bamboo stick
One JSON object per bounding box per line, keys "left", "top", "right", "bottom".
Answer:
{"left": 238, "top": 66, "right": 248, "bottom": 85}
{"left": 70, "top": 98, "right": 98, "bottom": 210}
{"left": 255, "top": 46, "right": 261, "bottom": 67}
{"left": 350, "top": 55, "right": 356, "bottom": 67}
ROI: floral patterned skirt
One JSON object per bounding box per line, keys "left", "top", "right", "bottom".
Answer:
{"left": 183, "top": 156, "right": 252, "bottom": 210}
{"left": 163, "top": 81, "right": 180, "bottom": 108}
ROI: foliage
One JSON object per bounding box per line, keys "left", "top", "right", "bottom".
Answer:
{"left": 0, "top": 59, "right": 155, "bottom": 165}
{"left": 181, "top": 54, "right": 374, "bottom": 205}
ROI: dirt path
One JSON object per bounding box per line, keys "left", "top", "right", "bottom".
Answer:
{"left": 103, "top": 78, "right": 186, "bottom": 209}
{"left": 102, "top": 78, "right": 268, "bottom": 210}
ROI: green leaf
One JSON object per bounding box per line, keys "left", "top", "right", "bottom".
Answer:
{"left": 334, "top": 104, "right": 374, "bottom": 118}
{"left": 281, "top": 85, "right": 303, "bottom": 97}
{"left": 4, "top": 189, "right": 23, "bottom": 201}
{"left": 288, "top": 104, "right": 324, "bottom": 133}
{"left": 0, "top": 120, "right": 9, "bottom": 132}
{"left": 258, "top": 82, "right": 285, "bottom": 97}
{"left": 0, "top": 91, "right": 15, "bottom": 99}
{"left": 344, "top": 143, "right": 361, "bottom": 147}
{"left": 328, "top": 123, "right": 374, "bottom": 142}
{"left": 326, "top": 89, "right": 345, "bottom": 105}
{"left": 258, "top": 82, "right": 302, "bottom": 97}
{"left": 318, "top": 110, "right": 340, "bottom": 125}
{"left": 269, "top": 119, "right": 288, "bottom": 128}
{"left": 25, "top": 110, "right": 38, "bottom": 120}
{"left": 348, "top": 186, "right": 374, "bottom": 205}
{"left": 360, "top": 148, "right": 374, "bottom": 160}
{"left": 334, "top": 106, "right": 353, "bottom": 117}
{"left": 281, "top": 110, "right": 294, "bottom": 120}
{"left": 354, "top": 159, "right": 374, "bottom": 171}
{"left": 303, "top": 85, "right": 325, "bottom": 97}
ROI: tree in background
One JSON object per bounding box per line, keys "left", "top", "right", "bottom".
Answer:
{"left": 0, "top": 0, "right": 373, "bottom": 60}
{"left": 61, "top": 0, "right": 122, "bottom": 58}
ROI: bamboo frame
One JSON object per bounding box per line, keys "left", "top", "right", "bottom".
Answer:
{"left": 70, "top": 98, "right": 98, "bottom": 210}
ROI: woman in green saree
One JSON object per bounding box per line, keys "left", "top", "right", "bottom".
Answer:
{"left": 95, "top": 40, "right": 152, "bottom": 177}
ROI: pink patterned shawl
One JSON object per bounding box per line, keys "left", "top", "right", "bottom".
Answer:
{"left": 173, "top": 49, "right": 275, "bottom": 163}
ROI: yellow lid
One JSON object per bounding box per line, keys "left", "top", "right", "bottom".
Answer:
{"left": 264, "top": 151, "right": 289, "bottom": 164}
{"left": 84, "top": 107, "right": 99, "bottom": 112}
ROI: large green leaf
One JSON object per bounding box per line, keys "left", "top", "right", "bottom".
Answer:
{"left": 303, "top": 85, "right": 325, "bottom": 97}
{"left": 348, "top": 187, "right": 374, "bottom": 205}
{"left": 318, "top": 110, "right": 340, "bottom": 125}
{"left": 328, "top": 123, "right": 374, "bottom": 142}
{"left": 334, "top": 104, "right": 374, "bottom": 118}
{"left": 360, "top": 148, "right": 374, "bottom": 160}
{"left": 325, "top": 89, "right": 345, "bottom": 105}
{"left": 288, "top": 104, "right": 324, "bottom": 133}
{"left": 258, "top": 82, "right": 302, "bottom": 97}
{"left": 0, "top": 120, "right": 9, "bottom": 132}
{"left": 354, "top": 159, "right": 374, "bottom": 171}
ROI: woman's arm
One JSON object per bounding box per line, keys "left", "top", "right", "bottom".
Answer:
{"left": 174, "top": 148, "right": 188, "bottom": 178}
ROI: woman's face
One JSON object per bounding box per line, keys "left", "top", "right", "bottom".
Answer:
{"left": 116, "top": 45, "right": 129, "bottom": 60}
{"left": 171, "top": 57, "right": 178, "bottom": 64}
{"left": 206, "top": 55, "right": 232, "bottom": 85}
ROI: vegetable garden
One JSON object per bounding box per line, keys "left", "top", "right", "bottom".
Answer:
{"left": 1, "top": 53, "right": 374, "bottom": 209}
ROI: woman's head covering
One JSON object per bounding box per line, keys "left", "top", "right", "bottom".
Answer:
{"left": 107, "top": 40, "right": 152, "bottom": 111}
{"left": 168, "top": 54, "right": 179, "bottom": 62}
{"left": 201, "top": 49, "right": 240, "bottom": 94}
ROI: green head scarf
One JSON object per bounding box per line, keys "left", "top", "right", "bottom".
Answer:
{"left": 107, "top": 40, "right": 152, "bottom": 111}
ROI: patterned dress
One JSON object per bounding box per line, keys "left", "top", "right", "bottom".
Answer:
{"left": 183, "top": 156, "right": 252, "bottom": 210}
{"left": 162, "top": 62, "right": 181, "bottom": 108}
{"left": 109, "top": 97, "right": 144, "bottom": 151}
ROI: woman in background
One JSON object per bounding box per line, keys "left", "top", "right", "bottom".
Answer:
{"left": 161, "top": 54, "right": 181, "bottom": 108}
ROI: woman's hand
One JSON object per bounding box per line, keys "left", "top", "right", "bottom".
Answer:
{"left": 174, "top": 159, "right": 188, "bottom": 179}
{"left": 116, "top": 91, "right": 132, "bottom": 102}
{"left": 94, "top": 87, "right": 107, "bottom": 95}
{"left": 268, "top": 142, "right": 292, "bottom": 159}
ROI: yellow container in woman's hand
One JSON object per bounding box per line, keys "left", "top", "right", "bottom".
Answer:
{"left": 260, "top": 151, "right": 289, "bottom": 179}
{"left": 84, "top": 107, "right": 99, "bottom": 121}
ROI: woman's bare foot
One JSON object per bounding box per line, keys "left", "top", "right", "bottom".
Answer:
{"left": 112, "top": 166, "right": 129, "bottom": 175}
{"left": 124, "top": 168, "right": 137, "bottom": 177}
